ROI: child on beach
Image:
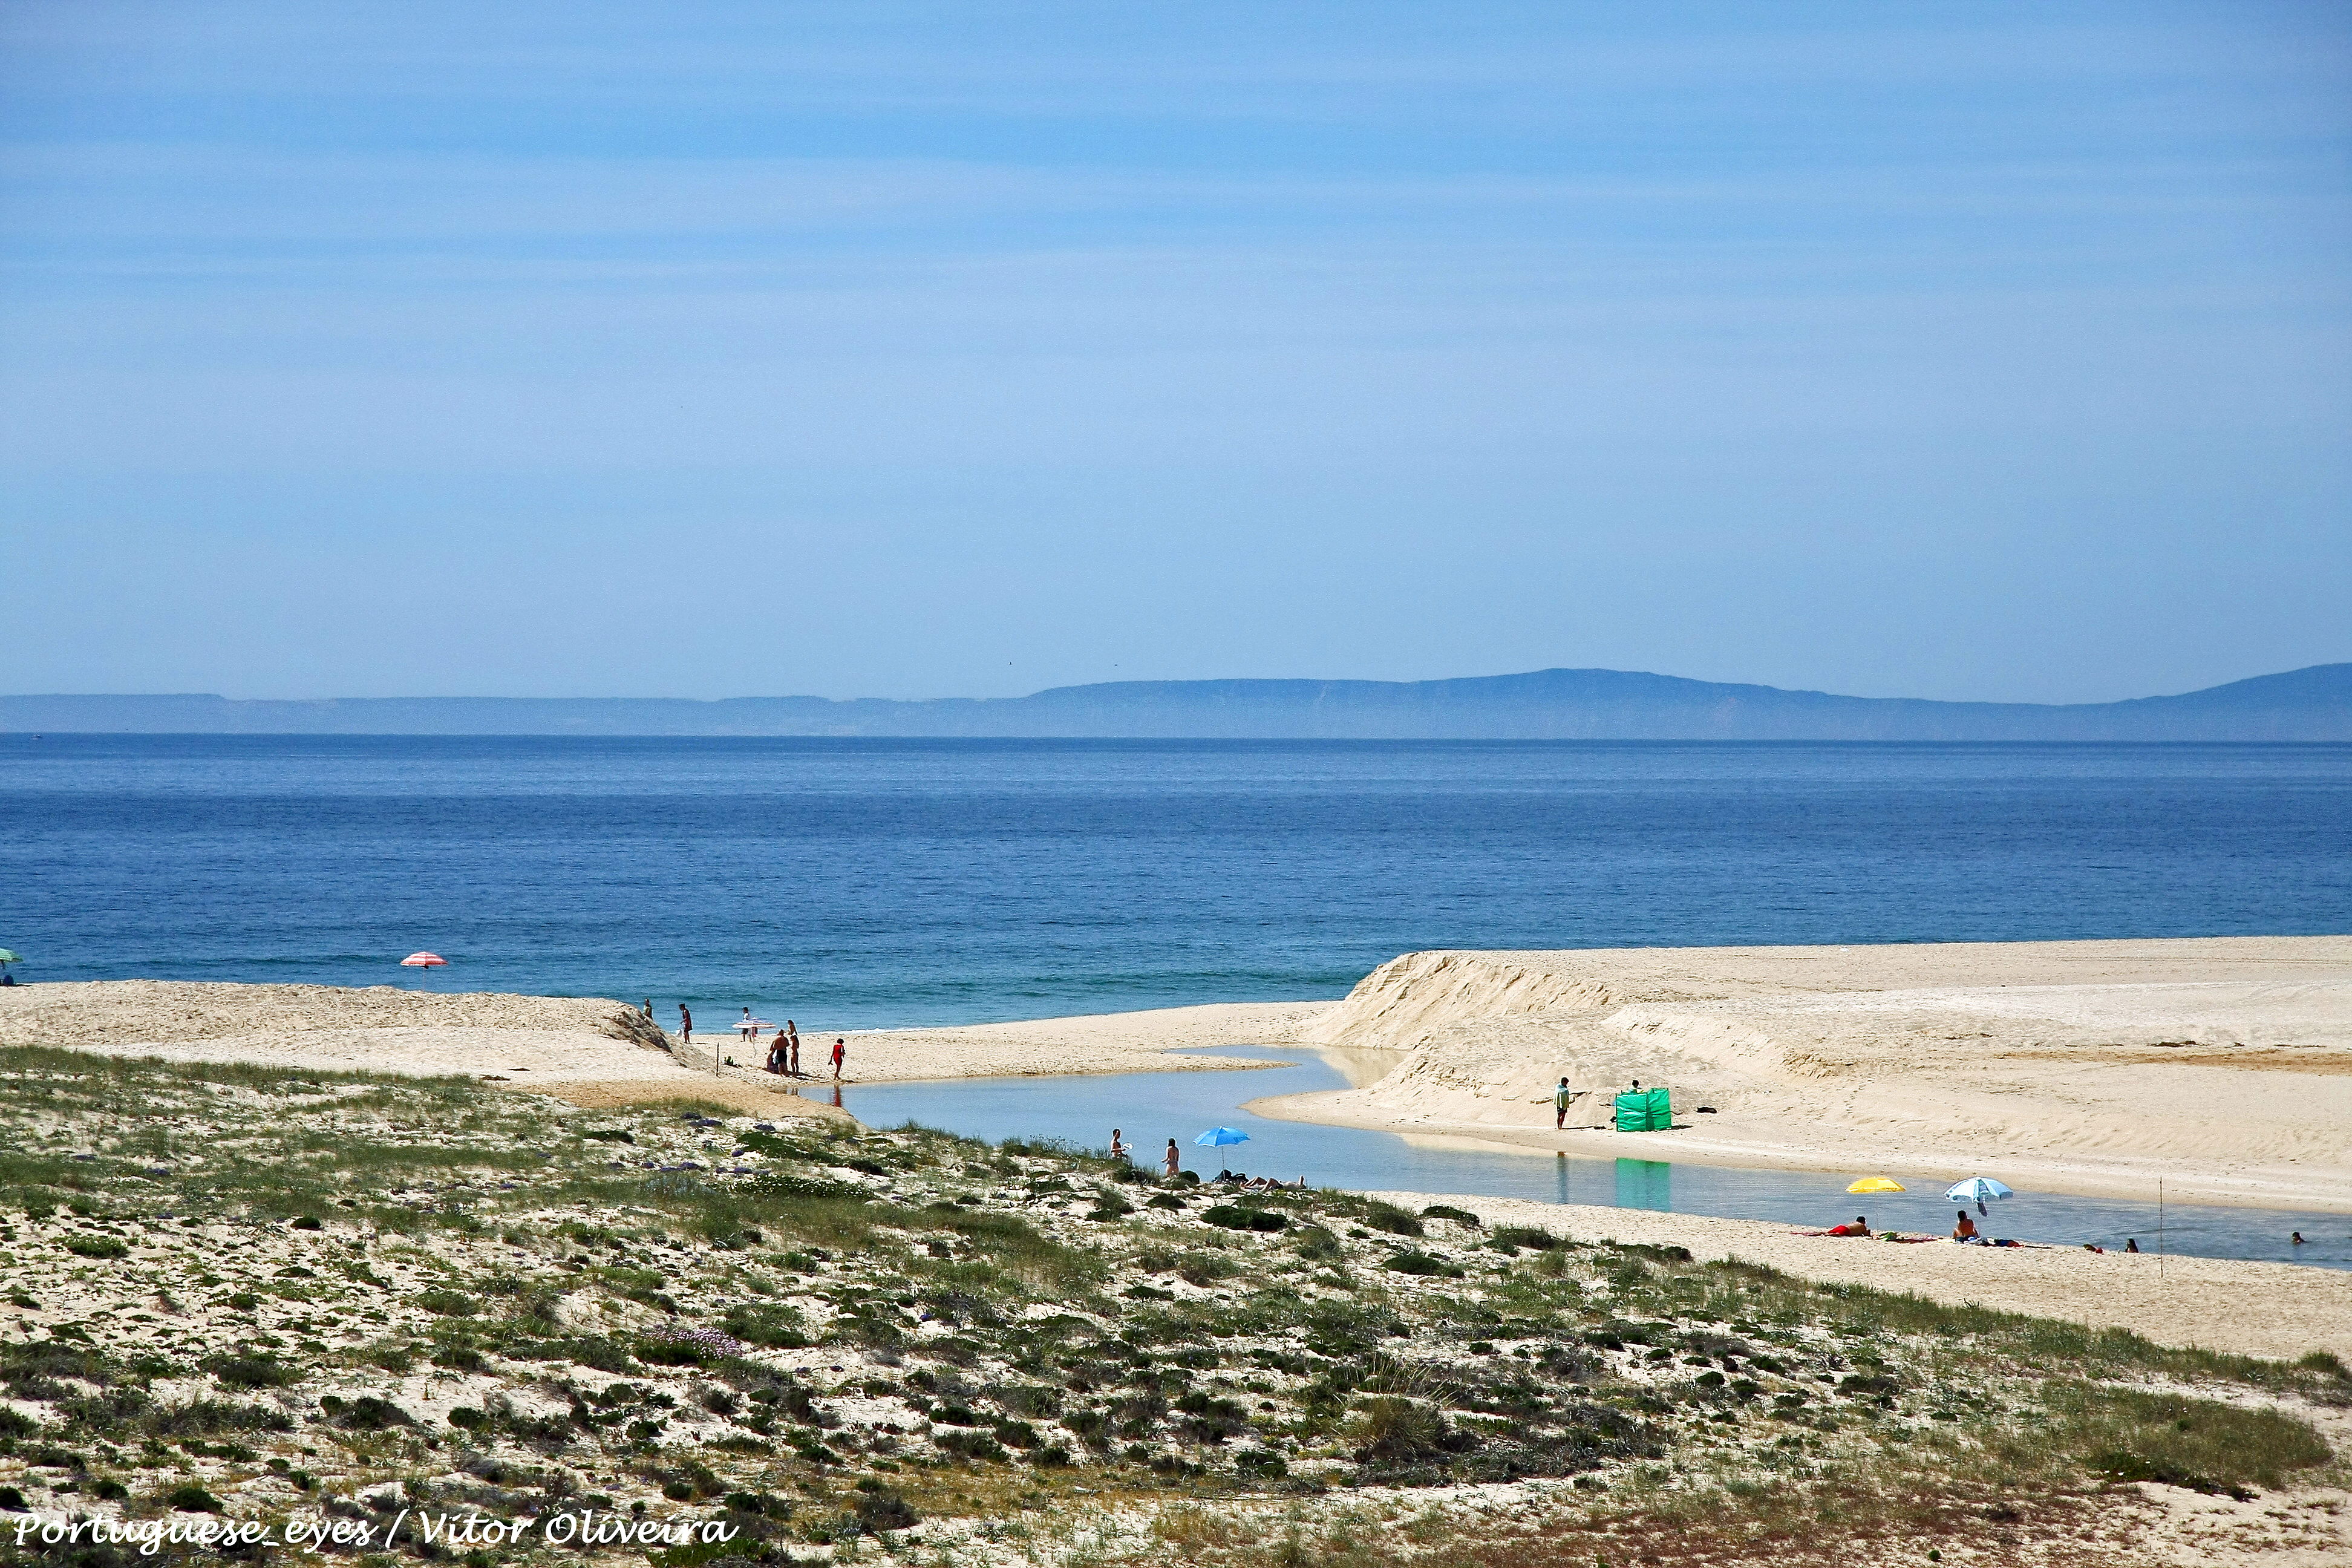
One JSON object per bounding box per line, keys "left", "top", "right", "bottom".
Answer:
{"left": 785, "top": 1022, "right": 800, "bottom": 1076}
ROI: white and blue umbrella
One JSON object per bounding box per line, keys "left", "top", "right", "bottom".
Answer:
{"left": 1195, "top": 1127, "right": 1250, "bottom": 1147}
{"left": 1945, "top": 1177, "right": 2014, "bottom": 1213}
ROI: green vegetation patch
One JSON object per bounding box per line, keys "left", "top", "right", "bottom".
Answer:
{"left": 0, "top": 1045, "right": 2337, "bottom": 1568}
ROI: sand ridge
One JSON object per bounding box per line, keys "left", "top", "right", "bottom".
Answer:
{"left": 1253, "top": 936, "right": 2352, "bottom": 1212}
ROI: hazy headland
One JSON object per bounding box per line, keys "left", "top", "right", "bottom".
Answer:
{"left": 8, "top": 662, "right": 2350, "bottom": 740}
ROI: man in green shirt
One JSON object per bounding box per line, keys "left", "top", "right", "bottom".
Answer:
{"left": 1553, "top": 1077, "right": 1573, "bottom": 1129}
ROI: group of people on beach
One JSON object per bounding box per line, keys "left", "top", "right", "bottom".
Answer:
{"left": 1815, "top": 1208, "right": 2172, "bottom": 1256}
{"left": 760, "top": 1018, "right": 805, "bottom": 1076}
{"left": 745, "top": 1015, "right": 844, "bottom": 1079}
{"left": 656, "top": 1002, "right": 846, "bottom": 1079}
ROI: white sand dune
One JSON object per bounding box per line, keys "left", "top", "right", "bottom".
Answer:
{"left": 1252, "top": 936, "right": 2352, "bottom": 1211}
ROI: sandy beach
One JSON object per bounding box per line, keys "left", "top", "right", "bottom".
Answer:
{"left": 841, "top": 936, "right": 2352, "bottom": 1213}
{"left": 0, "top": 979, "right": 851, "bottom": 1122}
{"left": 1370, "top": 1189, "right": 2352, "bottom": 1364}
{"left": 12, "top": 936, "right": 2351, "bottom": 1213}
{"left": 8, "top": 944, "right": 2350, "bottom": 1357}
{"left": 1243, "top": 936, "right": 2352, "bottom": 1213}
{"left": 0, "top": 982, "right": 1324, "bottom": 1104}
{"left": 838, "top": 1001, "right": 1325, "bottom": 1078}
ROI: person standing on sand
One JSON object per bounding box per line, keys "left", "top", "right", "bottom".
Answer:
{"left": 678, "top": 1005, "right": 692, "bottom": 1048}
{"left": 831, "top": 1036, "right": 846, "bottom": 1079}
{"left": 1163, "top": 1139, "right": 1181, "bottom": 1179}
{"left": 784, "top": 1020, "right": 800, "bottom": 1076}
{"left": 1553, "top": 1078, "right": 1573, "bottom": 1129}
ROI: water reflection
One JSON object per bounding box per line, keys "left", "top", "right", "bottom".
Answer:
{"left": 1615, "top": 1159, "right": 1672, "bottom": 1214}
{"left": 815, "top": 1047, "right": 2350, "bottom": 1272}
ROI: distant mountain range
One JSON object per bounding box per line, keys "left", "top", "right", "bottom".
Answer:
{"left": 5, "top": 664, "right": 2350, "bottom": 740}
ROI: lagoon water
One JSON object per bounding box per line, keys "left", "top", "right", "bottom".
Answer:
{"left": 828, "top": 1047, "right": 2352, "bottom": 1273}
{"left": 5, "top": 736, "right": 2348, "bottom": 1025}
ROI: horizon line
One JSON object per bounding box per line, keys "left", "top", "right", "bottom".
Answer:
{"left": 8, "top": 659, "right": 2350, "bottom": 711}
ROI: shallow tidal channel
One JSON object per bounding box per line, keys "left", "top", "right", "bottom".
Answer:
{"left": 797, "top": 1047, "right": 2350, "bottom": 1274}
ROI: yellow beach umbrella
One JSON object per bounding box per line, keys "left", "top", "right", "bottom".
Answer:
{"left": 1846, "top": 1177, "right": 1906, "bottom": 1194}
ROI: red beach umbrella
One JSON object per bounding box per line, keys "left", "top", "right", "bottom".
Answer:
{"left": 400, "top": 952, "right": 448, "bottom": 968}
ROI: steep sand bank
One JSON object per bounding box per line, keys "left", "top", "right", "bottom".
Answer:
{"left": 1254, "top": 937, "right": 2352, "bottom": 1211}
{"left": 1370, "top": 1189, "right": 2352, "bottom": 1364}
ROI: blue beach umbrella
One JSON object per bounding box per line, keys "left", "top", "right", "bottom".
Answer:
{"left": 1946, "top": 1177, "right": 2014, "bottom": 1215}
{"left": 1195, "top": 1127, "right": 1250, "bottom": 1147}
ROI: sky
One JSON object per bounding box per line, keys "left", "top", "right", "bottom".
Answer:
{"left": 2, "top": 2, "right": 2348, "bottom": 704}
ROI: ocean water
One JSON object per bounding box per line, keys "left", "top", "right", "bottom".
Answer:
{"left": 2, "top": 736, "right": 2347, "bottom": 1025}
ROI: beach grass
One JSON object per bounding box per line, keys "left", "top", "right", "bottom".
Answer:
{"left": 0, "top": 1048, "right": 2339, "bottom": 1567}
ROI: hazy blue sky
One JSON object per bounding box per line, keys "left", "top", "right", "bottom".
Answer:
{"left": 4, "top": 2, "right": 2348, "bottom": 702}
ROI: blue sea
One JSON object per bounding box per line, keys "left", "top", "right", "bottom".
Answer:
{"left": 10, "top": 735, "right": 2350, "bottom": 1261}
{"left": 4, "top": 736, "right": 2348, "bottom": 1024}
